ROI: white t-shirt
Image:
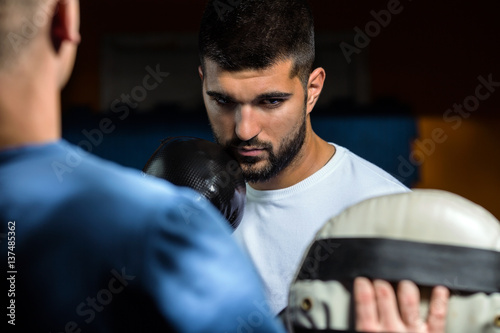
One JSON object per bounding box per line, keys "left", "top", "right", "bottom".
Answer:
{"left": 233, "top": 144, "right": 409, "bottom": 314}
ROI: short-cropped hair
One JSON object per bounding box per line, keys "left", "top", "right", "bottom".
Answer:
{"left": 199, "top": 0, "right": 316, "bottom": 89}
{"left": 0, "top": 0, "right": 51, "bottom": 70}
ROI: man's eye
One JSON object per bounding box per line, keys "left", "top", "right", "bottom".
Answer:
{"left": 213, "top": 97, "right": 233, "bottom": 106}
{"left": 262, "top": 99, "right": 284, "bottom": 107}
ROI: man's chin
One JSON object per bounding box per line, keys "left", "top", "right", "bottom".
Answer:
{"left": 239, "top": 155, "right": 263, "bottom": 164}
{"left": 240, "top": 163, "right": 274, "bottom": 183}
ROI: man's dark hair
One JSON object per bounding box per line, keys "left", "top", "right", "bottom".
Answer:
{"left": 199, "top": 0, "right": 315, "bottom": 88}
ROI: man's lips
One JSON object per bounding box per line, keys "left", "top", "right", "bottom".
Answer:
{"left": 234, "top": 147, "right": 267, "bottom": 157}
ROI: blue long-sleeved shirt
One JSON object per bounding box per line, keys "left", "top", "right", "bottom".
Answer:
{"left": 0, "top": 140, "right": 285, "bottom": 332}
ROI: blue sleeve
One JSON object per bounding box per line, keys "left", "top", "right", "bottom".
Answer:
{"left": 142, "top": 191, "right": 286, "bottom": 333}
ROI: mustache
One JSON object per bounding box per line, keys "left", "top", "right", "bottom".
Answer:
{"left": 226, "top": 137, "right": 272, "bottom": 150}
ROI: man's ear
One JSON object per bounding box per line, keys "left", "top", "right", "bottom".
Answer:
{"left": 306, "top": 67, "right": 326, "bottom": 115}
{"left": 198, "top": 65, "right": 204, "bottom": 81}
{"left": 51, "top": 0, "right": 80, "bottom": 53}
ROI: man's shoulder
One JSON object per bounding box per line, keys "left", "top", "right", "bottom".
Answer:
{"left": 74, "top": 149, "right": 211, "bottom": 222}
{"left": 52, "top": 141, "right": 184, "bottom": 201}
{"left": 331, "top": 144, "right": 408, "bottom": 191}
{"left": 3, "top": 140, "right": 209, "bottom": 226}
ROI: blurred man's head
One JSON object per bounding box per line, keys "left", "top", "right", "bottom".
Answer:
{"left": 0, "top": 0, "right": 80, "bottom": 86}
{"left": 0, "top": 0, "right": 43, "bottom": 68}
{"left": 198, "top": 0, "right": 325, "bottom": 185}
{"left": 0, "top": 0, "right": 81, "bottom": 148}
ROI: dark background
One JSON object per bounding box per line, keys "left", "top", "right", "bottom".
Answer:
{"left": 61, "top": 0, "right": 500, "bottom": 218}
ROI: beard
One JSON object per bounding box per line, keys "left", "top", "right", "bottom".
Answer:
{"left": 213, "top": 109, "right": 307, "bottom": 183}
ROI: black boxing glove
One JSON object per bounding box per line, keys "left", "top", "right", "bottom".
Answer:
{"left": 142, "top": 137, "right": 246, "bottom": 230}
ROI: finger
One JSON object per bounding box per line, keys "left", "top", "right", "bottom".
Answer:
{"left": 374, "top": 279, "right": 405, "bottom": 332}
{"left": 397, "top": 280, "right": 425, "bottom": 331}
{"left": 427, "top": 286, "right": 449, "bottom": 333}
{"left": 354, "top": 277, "right": 380, "bottom": 332}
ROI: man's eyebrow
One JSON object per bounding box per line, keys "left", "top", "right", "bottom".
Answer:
{"left": 206, "top": 91, "right": 293, "bottom": 102}
{"left": 206, "top": 91, "right": 231, "bottom": 99}
{"left": 256, "top": 92, "right": 293, "bottom": 99}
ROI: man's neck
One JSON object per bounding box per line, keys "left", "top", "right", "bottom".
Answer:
{"left": 0, "top": 71, "right": 61, "bottom": 150}
{"left": 249, "top": 131, "right": 336, "bottom": 191}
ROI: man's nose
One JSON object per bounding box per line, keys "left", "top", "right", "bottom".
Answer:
{"left": 235, "top": 105, "right": 261, "bottom": 142}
